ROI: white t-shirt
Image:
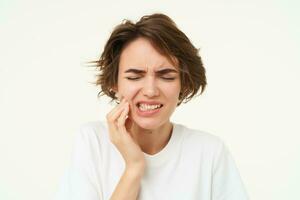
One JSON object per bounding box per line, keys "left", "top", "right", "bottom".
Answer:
{"left": 54, "top": 121, "right": 249, "bottom": 200}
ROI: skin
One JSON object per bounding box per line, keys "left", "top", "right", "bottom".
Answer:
{"left": 112, "top": 37, "right": 181, "bottom": 156}
{"left": 107, "top": 37, "right": 182, "bottom": 199}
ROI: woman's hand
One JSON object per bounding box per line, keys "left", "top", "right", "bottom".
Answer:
{"left": 106, "top": 95, "right": 146, "bottom": 171}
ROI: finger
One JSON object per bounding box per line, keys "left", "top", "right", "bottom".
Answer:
{"left": 117, "top": 102, "right": 129, "bottom": 133}
{"left": 106, "top": 98, "right": 127, "bottom": 138}
{"left": 109, "top": 99, "right": 128, "bottom": 122}
{"left": 108, "top": 105, "right": 128, "bottom": 143}
{"left": 106, "top": 98, "right": 127, "bottom": 120}
{"left": 118, "top": 103, "right": 138, "bottom": 144}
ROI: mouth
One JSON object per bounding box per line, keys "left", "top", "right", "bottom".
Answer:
{"left": 136, "top": 103, "right": 163, "bottom": 110}
{"left": 135, "top": 102, "right": 164, "bottom": 116}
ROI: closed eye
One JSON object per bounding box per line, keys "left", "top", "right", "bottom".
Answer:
{"left": 161, "top": 77, "right": 176, "bottom": 80}
{"left": 125, "top": 77, "right": 176, "bottom": 81}
{"left": 126, "top": 77, "right": 140, "bottom": 80}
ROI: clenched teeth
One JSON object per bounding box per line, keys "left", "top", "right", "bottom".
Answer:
{"left": 138, "top": 103, "right": 163, "bottom": 111}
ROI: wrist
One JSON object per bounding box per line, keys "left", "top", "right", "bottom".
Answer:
{"left": 125, "top": 164, "right": 145, "bottom": 177}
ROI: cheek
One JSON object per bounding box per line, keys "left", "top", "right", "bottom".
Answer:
{"left": 118, "top": 82, "right": 140, "bottom": 100}
{"left": 162, "top": 84, "right": 181, "bottom": 99}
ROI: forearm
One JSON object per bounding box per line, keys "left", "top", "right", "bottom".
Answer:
{"left": 109, "top": 167, "right": 144, "bottom": 200}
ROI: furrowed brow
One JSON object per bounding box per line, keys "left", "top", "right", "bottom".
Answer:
{"left": 124, "top": 68, "right": 178, "bottom": 75}
{"left": 155, "top": 68, "right": 178, "bottom": 75}
{"left": 124, "top": 69, "right": 146, "bottom": 74}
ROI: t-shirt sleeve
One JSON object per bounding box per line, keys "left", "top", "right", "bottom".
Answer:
{"left": 211, "top": 140, "right": 249, "bottom": 200}
{"left": 53, "top": 126, "right": 103, "bottom": 200}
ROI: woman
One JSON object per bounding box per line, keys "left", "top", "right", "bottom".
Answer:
{"left": 54, "top": 13, "right": 249, "bottom": 200}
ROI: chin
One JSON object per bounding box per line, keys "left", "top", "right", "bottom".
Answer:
{"left": 132, "top": 117, "right": 167, "bottom": 131}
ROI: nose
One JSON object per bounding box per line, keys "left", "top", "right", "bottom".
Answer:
{"left": 142, "top": 76, "right": 159, "bottom": 98}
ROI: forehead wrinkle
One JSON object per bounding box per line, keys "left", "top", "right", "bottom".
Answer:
{"left": 121, "top": 56, "right": 176, "bottom": 73}
{"left": 119, "top": 42, "right": 179, "bottom": 74}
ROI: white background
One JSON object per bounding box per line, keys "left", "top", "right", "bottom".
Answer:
{"left": 0, "top": 0, "right": 299, "bottom": 199}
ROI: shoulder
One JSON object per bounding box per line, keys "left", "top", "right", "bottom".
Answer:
{"left": 177, "top": 123, "right": 225, "bottom": 156}
{"left": 180, "top": 124, "right": 224, "bottom": 148}
{"left": 73, "top": 120, "right": 110, "bottom": 147}
{"left": 78, "top": 120, "right": 108, "bottom": 134}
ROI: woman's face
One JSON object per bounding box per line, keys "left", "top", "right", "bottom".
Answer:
{"left": 115, "top": 37, "right": 181, "bottom": 130}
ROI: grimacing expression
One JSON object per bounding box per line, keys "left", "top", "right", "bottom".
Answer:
{"left": 115, "top": 37, "right": 181, "bottom": 130}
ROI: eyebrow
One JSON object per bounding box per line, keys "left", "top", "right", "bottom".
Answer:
{"left": 124, "top": 68, "right": 178, "bottom": 75}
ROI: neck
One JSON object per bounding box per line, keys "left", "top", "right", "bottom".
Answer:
{"left": 130, "top": 121, "right": 173, "bottom": 155}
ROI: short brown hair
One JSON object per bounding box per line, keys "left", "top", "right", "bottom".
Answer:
{"left": 88, "top": 13, "right": 207, "bottom": 106}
